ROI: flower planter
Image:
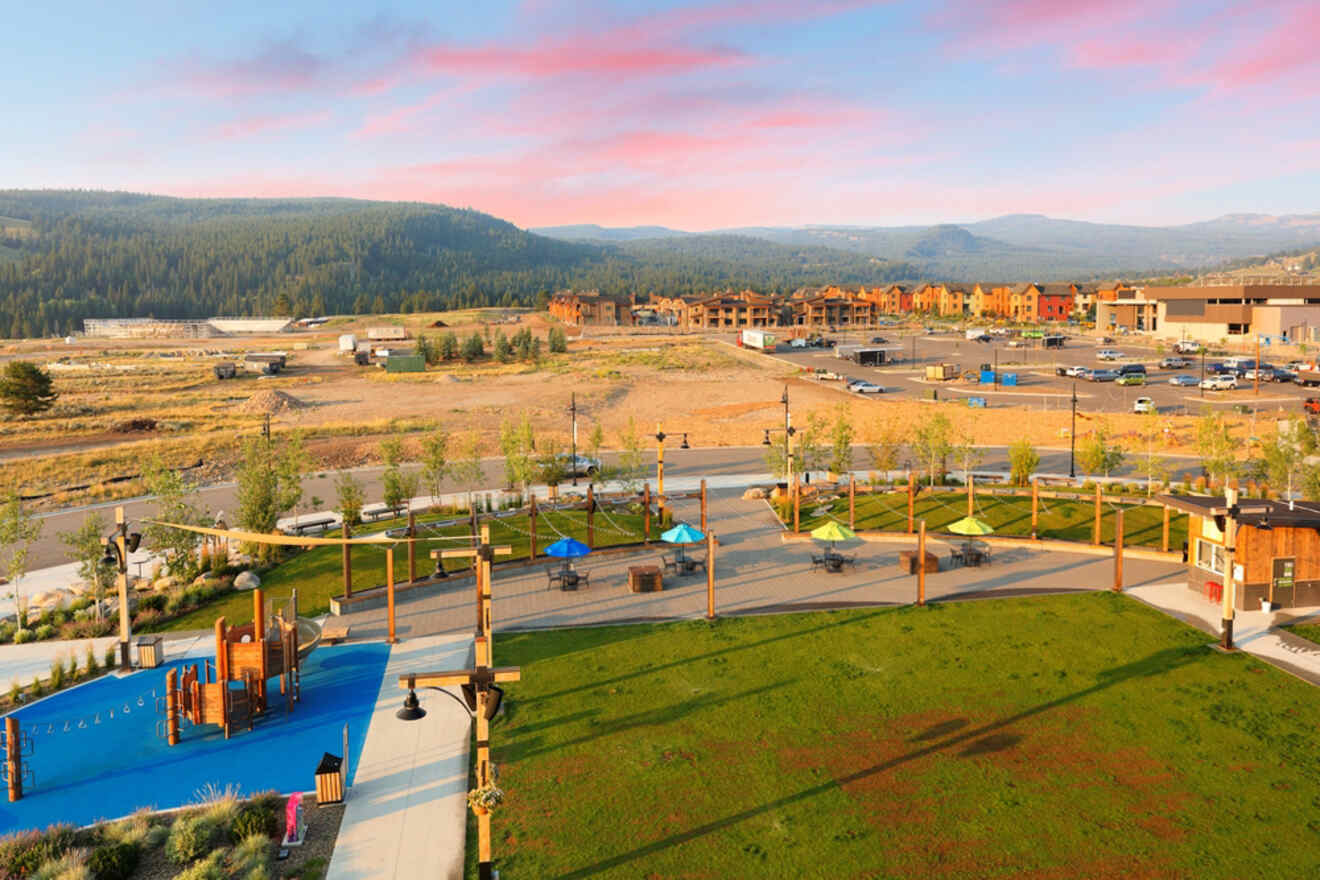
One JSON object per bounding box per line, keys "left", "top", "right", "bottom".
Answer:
{"left": 471, "top": 805, "right": 489, "bottom": 816}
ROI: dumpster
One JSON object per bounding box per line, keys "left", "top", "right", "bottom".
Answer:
{"left": 979, "top": 370, "right": 996, "bottom": 384}
{"left": 1002, "top": 373, "right": 1019, "bottom": 387}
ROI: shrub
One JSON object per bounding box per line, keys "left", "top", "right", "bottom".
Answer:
{"left": 103, "top": 646, "right": 116, "bottom": 668}
{"left": 0, "top": 622, "right": 14, "bottom": 643}
{"left": 13, "top": 628, "right": 34, "bottom": 645}
{"left": 64, "top": 653, "right": 77, "bottom": 680}
{"left": 85, "top": 644, "right": 98, "bottom": 674}
{"left": 50, "top": 661, "right": 65, "bottom": 690}
{"left": 164, "top": 814, "right": 223, "bottom": 864}
{"left": 137, "top": 594, "right": 166, "bottom": 613}
{"left": 8, "top": 679, "right": 19, "bottom": 705}
{"left": 86, "top": 841, "right": 139, "bottom": 880}
{"left": 29, "top": 848, "right": 90, "bottom": 880}
{"left": 0, "top": 824, "right": 79, "bottom": 877}
{"left": 173, "top": 849, "right": 227, "bottom": 880}
{"left": 231, "top": 802, "right": 279, "bottom": 841}
{"left": 34, "top": 624, "right": 55, "bottom": 641}
{"left": 30, "top": 676, "right": 45, "bottom": 698}
{"left": 228, "top": 833, "right": 273, "bottom": 878}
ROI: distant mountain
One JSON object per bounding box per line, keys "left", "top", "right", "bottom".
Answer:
{"left": 532, "top": 224, "right": 689, "bottom": 242}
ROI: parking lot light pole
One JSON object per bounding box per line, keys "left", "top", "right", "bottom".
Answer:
{"left": 1069, "top": 382, "right": 1077, "bottom": 480}
{"left": 1200, "top": 349, "right": 1206, "bottom": 398}
{"left": 568, "top": 393, "right": 578, "bottom": 486}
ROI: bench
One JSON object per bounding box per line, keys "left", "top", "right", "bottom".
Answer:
{"left": 321, "top": 622, "right": 351, "bottom": 645}
{"left": 288, "top": 516, "right": 336, "bottom": 536}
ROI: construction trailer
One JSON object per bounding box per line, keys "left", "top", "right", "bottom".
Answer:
{"left": 213, "top": 363, "right": 237, "bottom": 380}
{"left": 836, "top": 344, "right": 903, "bottom": 366}
{"left": 925, "top": 363, "right": 960, "bottom": 381}
{"left": 740, "top": 329, "right": 777, "bottom": 351}
{"left": 367, "top": 326, "right": 407, "bottom": 341}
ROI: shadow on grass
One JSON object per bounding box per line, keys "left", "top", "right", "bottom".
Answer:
{"left": 551, "top": 643, "right": 1209, "bottom": 880}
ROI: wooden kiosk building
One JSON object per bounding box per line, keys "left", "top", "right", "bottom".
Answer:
{"left": 1160, "top": 494, "right": 1320, "bottom": 611}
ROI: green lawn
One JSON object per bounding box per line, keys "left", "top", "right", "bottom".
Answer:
{"left": 792, "top": 490, "right": 1187, "bottom": 550}
{"left": 481, "top": 593, "right": 1320, "bottom": 878}
{"left": 161, "top": 509, "right": 647, "bottom": 630}
{"left": 1283, "top": 623, "right": 1320, "bottom": 647}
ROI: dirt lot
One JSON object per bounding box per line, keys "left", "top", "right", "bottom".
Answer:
{"left": 0, "top": 313, "right": 1274, "bottom": 505}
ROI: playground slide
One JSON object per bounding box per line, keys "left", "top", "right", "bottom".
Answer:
{"left": 296, "top": 617, "right": 323, "bottom": 661}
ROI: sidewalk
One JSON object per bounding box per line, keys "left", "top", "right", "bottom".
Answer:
{"left": 326, "top": 633, "right": 473, "bottom": 880}
{"left": 1127, "top": 582, "right": 1320, "bottom": 685}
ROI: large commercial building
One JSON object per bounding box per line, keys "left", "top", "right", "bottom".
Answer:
{"left": 1096, "top": 285, "right": 1320, "bottom": 343}
{"left": 83, "top": 317, "right": 292, "bottom": 338}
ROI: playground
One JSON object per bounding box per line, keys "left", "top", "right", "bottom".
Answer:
{"left": 0, "top": 640, "right": 386, "bottom": 835}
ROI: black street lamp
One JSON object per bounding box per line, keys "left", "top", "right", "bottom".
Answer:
{"left": 99, "top": 514, "right": 142, "bottom": 671}
{"left": 1200, "top": 349, "right": 1206, "bottom": 398}
{"left": 762, "top": 385, "right": 797, "bottom": 484}
{"left": 568, "top": 393, "right": 579, "bottom": 486}
{"left": 1069, "top": 381, "right": 1077, "bottom": 480}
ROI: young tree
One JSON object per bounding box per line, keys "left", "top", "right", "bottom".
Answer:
{"left": 0, "top": 361, "right": 57, "bottom": 416}
{"left": 868, "top": 420, "right": 906, "bottom": 474}
{"left": 59, "top": 513, "right": 113, "bottom": 621}
{"left": 461, "top": 333, "right": 486, "bottom": 362}
{"left": 494, "top": 332, "right": 514, "bottom": 363}
{"left": 797, "top": 411, "right": 830, "bottom": 476}
{"left": 1196, "top": 409, "right": 1238, "bottom": 487}
{"left": 616, "top": 416, "right": 647, "bottom": 492}
{"left": 1137, "top": 414, "right": 1172, "bottom": 496}
{"left": 548, "top": 327, "right": 568, "bottom": 353}
{"left": 439, "top": 332, "right": 460, "bottom": 361}
{"left": 334, "top": 471, "right": 365, "bottom": 527}
{"left": 140, "top": 455, "right": 206, "bottom": 580}
{"left": 828, "top": 404, "right": 855, "bottom": 476}
{"left": 498, "top": 414, "right": 538, "bottom": 494}
{"left": 451, "top": 431, "right": 486, "bottom": 512}
{"left": 1261, "top": 418, "right": 1311, "bottom": 498}
{"left": 910, "top": 411, "right": 953, "bottom": 486}
{"left": 1078, "top": 421, "right": 1125, "bottom": 478}
{"left": 416, "top": 334, "right": 439, "bottom": 366}
{"left": 420, "top": 430, "right": 451, "bottom": 502}
{"left": 536, "top": 441, "right": 568, "bottom": 489}
{"left": 234, "top": 430, "right": 307, "bottom": 561}
{"left": 380, "top": 437, "right": 420, "bottom": 513}
{"left": 1007, "top": 438, "right": 1039, "bottom": 487}
{"left": 587, "top": 422, "right": 605, "bottom": 462}
{"left": 0, "top": 490, "right": 42, "bottom": 629}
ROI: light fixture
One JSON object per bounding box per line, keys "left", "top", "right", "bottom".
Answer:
{"left": 461, "top": 683, "right": 506, "bottom": 720}
{"left": 680, "top": 433, "right": 690, "bottom": 450}
{"left": 397, "top": 688, "right": 427, "bottom": 721}
{"left": 761, "top": 430, "right": 772, "bottom": 446}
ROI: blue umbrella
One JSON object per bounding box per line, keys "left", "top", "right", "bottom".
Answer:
{"left": 544, "top": 537, "right": 591, "bottom": 558}
{"left": 660, "top": 523, "right": 705, "bottom": 544}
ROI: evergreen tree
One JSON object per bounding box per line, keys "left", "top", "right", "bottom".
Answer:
{"left": 0, "top": 361, "right": 57, "bottom": 416}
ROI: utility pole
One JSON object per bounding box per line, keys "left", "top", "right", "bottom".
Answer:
{"left": 1200, "top": 349, "right": 1206, "bottom": 398}
{"left": 1254, "top": 334, "right": 1261, "bottom": 396}
{"left": 1221, "top": 485, "right": 1240, "bottom": 651}
{"left": 1069, "top": 381, "right": 1077, "bottom": 480}
{"left": 568, "top": 393, "right": 579, "bottom": 487}
{"left": 994, "top": 348, "right": 999, "bottom": 389}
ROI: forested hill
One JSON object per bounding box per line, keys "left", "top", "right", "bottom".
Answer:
{"left": 0, "top": 191, "right": 912, "bottom": 337}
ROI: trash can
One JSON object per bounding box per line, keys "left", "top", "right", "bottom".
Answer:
{"left": 315, "top": 752, "right": 344, "bottom": 804}
{"left": 136, "top": 635, "right": 164, "bottom": 669}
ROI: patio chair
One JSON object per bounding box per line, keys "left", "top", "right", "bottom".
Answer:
{"left": 811, "top": 554, "right": 826, "bottom": 570}
{"left": 661, "top": 554, "right": 679, "bottom": 575}
{"left": 546, "top": 567, "right": 565, "bottom": 590}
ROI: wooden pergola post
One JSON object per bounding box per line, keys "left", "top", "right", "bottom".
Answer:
{"left": 706, "top": 532, "right": 716, "bottom": 620}
{"left": 701, "top": 479, "right": 708, "bottom": 533}
{"left": 386, "top": 547, "right": 397, "bottom": 644}
{"left": 342, "top": 521, "right": 352, "bottom": 598}
{"left": 1093, "top": 483, "right": 1102, "bottom": 545}
{"left": 407, "top": 511, "right": 417, "bottom": 583}
{"left": 849, "top": 474, "right": 856, "bottom": 530}
{"left": 5, "top": 716, "right": 22, "bottom": 802}
{"left": 793, "top": 480, "right": 801, "bottom": 533}
{"left": 917, "top": 520, "right": 927, "bottom": 606}
{"left": 1113, "top": 509, "right": 1124, "bottom": 592}
{"left": 1161, "top": 505, "right": 1170, "bottom": 553}
{"left": 907, "top": 473, "right": 915, "bottom": 534}
{"left": 1031, "top": 480, "right": 1039, "bottom": 538}
{"left": 585, "top": 485, "right": 595, "bottom": 548}
{"left": 643, "top": 483, "right": 652, "bottom": 542}
{"left": 529, "top": 496, "right": 538, "bottom": 561}
{"left": 165, "top": 668, "right": 180, "bottom": 746}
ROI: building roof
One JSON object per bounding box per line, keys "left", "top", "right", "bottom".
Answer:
{"left": 1036, "top": 283, "right": 1074, "bottom": 297}
{"left": 1157, "top": 494, "right": 1320, "bottom": 529}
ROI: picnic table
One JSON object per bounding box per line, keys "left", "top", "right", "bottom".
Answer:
{"left": 812, "top": 551, "right": 857, "bottom": 573}
{"left": 547, "top": 563, "right": 590, "bottom": 591}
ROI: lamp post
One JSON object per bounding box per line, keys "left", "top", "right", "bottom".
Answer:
{"left": 568, "top": 393, "right": 579, "bottom": 487}
{"left": 1069, "top": 381, "right": 1077, "bottom": 480}
{"left": 654, "top": 424, "right": 690, "bottom": 518}
{"left": 1221, "top": 486, "right": 1240, "bottom": 651}
{"left": 762, "top": 388, "right": 798, "bottom": 486}
{"left": 1200, "top": 349, "right": 1206, "bottom": 398}
{"left": 100, "top": 506, "right": 141, "bottom": 672}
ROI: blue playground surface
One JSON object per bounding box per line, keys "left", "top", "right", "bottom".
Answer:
{"left": 0, "top": 642, "right": 389, "bottom": 835}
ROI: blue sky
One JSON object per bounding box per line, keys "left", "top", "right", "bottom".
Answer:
{"left": 4, "top": 0, "right": 1320, "bottom": 229}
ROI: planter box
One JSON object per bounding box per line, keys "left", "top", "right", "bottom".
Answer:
{"left": 628, "top": 565, "right": 663, "bottom": 593}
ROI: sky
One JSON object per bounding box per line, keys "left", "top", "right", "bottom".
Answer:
{"left": 4, "top": 0, "right": 1320, "bottom": 230}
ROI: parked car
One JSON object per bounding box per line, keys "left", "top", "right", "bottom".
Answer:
{"left": 1097, "top": 336, "right": 1115, "bottom": 344}
{"left": 1065, "top": 365, "right": 1089, "bottom": 377}
{"left": 1269, "top": 368, "right": 1297, "bottom": 383}
{"left": 1159, "top": 356, "right": 1190, "bottom": 369}
{"left": 1117, "top": 363, "right": 1146, "bottom": 375}
{"left": 849, "top": 381, "right": 884, "bottom": 394}
{"left": 870, "top": 336, "right": 889, "bottom": 344}
{"left": 1173, "top": 340, "right": 1202, "bottom": 354}
{"left": 1242, "top": 365, "right": 1275, "bottom": 381}
{"left": 1296, "top": 370, "right": 1320, "bottom": 387}
{"left": 1116, "top": 374, "right": 1145, "bottom": 386}
{"left": 1285, "top": 360, "right": 1308, "bottom": 372}
{"left": 1133, "top": 397, "right": 1155, "bottom": 413}
{"left": 1096, "top": 349, "right": 1122, "bottom": 361}
{"left": 1168, "top": 374, "right": 1199, "bottom": 387}
{"left": 1201, "top": 375, "right": 1238, "bottom": 391}
{"left": 1089, "top": 369, "right": 1119, "bottom": 382}
{"left": 556, "top": 453, "right": 602, "bottom": 477}
{"left": 1305, "top": 398, "right": 1320, "bottom": 414}
{"left": 1055, "top": 366, "right": 1070, "bottom": 376}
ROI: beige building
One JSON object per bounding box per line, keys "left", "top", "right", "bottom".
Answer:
{"left": 1096, "top": 285, "right": 1320, "bottom": 342}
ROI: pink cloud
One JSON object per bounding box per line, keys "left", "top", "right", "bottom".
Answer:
{"left": 411, "top": 42, "right": 743, "bottom": 79}
{"left": 211, "top": 110, "right": 332, "bottom": 140}
{"left": 1204, "top": 2, "right": 1320, "bottom": 91}
{"left": 169, "top": 40, "right": 325, "bottom": 98}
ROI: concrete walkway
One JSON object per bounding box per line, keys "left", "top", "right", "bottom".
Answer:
{"left": 327, "top": 633, "right": 473, "bottom": 880}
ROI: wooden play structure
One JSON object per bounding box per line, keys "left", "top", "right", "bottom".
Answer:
{"left": 162, "top": 588, "right": 304, "bottom": 744}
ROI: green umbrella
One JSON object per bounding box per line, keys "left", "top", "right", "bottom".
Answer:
{"left": 810, "top": 521, "right": 857, "bottom": 554}
{"left": 946, "top": 516, "right": 994, "bottom": 536}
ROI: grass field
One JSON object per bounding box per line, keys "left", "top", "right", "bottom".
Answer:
{"left": 482, "top": 593, "right": 1320, "bottom": 878}
{"left": 160, "top": 508, "right": 648, "bottom": 630}
{"left": 793, "top": 490, "right": 1188, "bottom": 549}
{"left": 1283, "top": 622, "right": 1320, "bottom": 646}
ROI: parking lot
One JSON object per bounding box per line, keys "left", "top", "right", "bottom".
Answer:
{"left": 755, "top": 329, "right": 1318, "bottom": 416}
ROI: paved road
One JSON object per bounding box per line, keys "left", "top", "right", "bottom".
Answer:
{"left": 21, "top": 444, "right": 1206, "bottom": 571}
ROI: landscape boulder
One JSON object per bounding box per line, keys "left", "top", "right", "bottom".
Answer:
{"left": 234, "top": 570, "right": 261, "bottom": 591}
{"left": 152, "top": 576, "right": 176, "bottom": 592}
{"left": 742, "top": 487, "right": 766, "bottom": 500}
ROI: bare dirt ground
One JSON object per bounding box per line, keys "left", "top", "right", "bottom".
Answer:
{"left": 0, "top": 311, "right": 1253, "bottom": 506}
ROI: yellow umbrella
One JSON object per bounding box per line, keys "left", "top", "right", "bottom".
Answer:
{"left": 810, "top": 521, "right": 857, "bottom": 552}
{"left": 946, "top": 516, "right": 993, "bottom": 536}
